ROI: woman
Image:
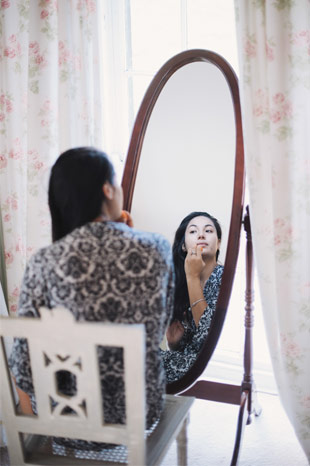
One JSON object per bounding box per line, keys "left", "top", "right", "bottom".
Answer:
{"left": 9, "top": 147, "right": 174, "bottom": 449}
{"left": 161, "top": 211, "right": 223, "bottom": 383}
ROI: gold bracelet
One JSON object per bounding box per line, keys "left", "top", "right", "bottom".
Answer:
{"left": 190, "top": 298, "right": 205, "bottom": 309}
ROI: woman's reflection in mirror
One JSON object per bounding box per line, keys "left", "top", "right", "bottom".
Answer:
{"left": 161, "top": 212, "right": 224, "bottom": 383}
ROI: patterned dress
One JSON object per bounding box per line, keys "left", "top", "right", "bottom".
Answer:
{"left": 161, "top": 264, "right": 223, "bottom": 383}
{"left": 9, "top": 221, "right": 174, "bottom": 449}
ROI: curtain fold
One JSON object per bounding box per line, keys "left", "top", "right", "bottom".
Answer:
{"left": 0, "top": 205, "right": 8, "bottom": 310}
{"left": 0, "top": 0, "right": 104, "bottom": 314}
{"left": 235, "top": 0, "right": 310, "bottom": 460}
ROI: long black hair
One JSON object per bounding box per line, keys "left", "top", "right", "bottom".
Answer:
{"left": 48, "top": 147, "right": 115, "bottom": 242}
{"left": 172, "top": 211, "right": 222, "bottom": 322}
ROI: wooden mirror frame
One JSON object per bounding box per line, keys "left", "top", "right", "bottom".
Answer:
{"left": 121, "top": 49, "right": 245, "bottom": 395}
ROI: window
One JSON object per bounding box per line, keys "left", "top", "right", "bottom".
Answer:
{"left": 101, "top": 0, "right": 238, "bottom": 179}
{"left": 100, "top": 0, "right": 275, "bottom": 392}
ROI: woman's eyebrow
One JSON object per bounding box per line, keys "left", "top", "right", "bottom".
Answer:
{"left": 188, "top": 223, "right": 214, "bottom": 228}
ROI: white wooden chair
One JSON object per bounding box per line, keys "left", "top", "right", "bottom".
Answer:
{"left": 0, "top": 307, "right": 194, "bottom": 466}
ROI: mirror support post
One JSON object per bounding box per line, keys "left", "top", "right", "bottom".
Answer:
{"left": 230, "top": 206, "right": 262, "bottom": 466}
{"left": 242, "top": 205, "right": 255, "bottom": 423}
{"left": 242, "top": 205, "right": 262, "bottom": 423}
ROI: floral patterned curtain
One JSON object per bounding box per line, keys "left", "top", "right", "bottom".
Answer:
{"left": 0, "top": 0, "right": 103, "bottom": 314}
{"left": 235, "top": 0, "right": 310, "bottom": 459}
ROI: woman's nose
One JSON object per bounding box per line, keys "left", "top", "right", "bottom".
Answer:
{"left": 198, "top": 232, "right": 205, "bottom": 239}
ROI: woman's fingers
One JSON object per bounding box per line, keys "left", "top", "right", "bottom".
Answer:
{"left": 123, "top": 210, "right": 134, "bottom": 227}
{"left": 189, "top": 246, "right": 197, "bottom": 256}
{"left": 185, "top": 246, "right": 204, "bottom": 278}
{"left": 116, "top": 210, "right": 134, "bottom": 227}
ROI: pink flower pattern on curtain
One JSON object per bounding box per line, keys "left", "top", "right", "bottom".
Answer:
{"left": 235, "top": 0, "right": 310, "bottom": 460}
{"left": 0, "top": 0, "right": 104, "bottom": 314}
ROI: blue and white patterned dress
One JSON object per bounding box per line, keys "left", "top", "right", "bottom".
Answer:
{"left": 9, "top": 221, "right": 174, "bottom": 449}
{"left": 161, "top": 264, "right": 223, "bottom": 383}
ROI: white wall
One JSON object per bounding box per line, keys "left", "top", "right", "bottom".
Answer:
{"left": 131, "top": 61, "right": 235, "bottom": 264}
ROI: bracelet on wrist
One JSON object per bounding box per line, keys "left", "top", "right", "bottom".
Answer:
{"left": 189, "top": 298, "right": 205, "bottom": 311}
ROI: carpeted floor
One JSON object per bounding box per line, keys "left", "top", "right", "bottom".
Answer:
{"left": 161, "top": 390, "right": 308, "bottom": 466}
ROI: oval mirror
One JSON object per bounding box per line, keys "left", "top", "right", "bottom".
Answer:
{"left": 122, "top": 49, "right": 245, "bottom": 394}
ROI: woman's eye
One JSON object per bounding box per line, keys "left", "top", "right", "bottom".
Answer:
{"left": 189, "top": 230, "right": 196, "bottom": 234}
{"left": 206, "top": 229, "right": 213, "bottom": 233}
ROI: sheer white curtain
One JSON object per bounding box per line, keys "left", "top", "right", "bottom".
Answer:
{"left": 0, "top": 0, "right": 104, "bottom": 314}
{"left": 235, "top": 0, "right": 310, "bottom": 459}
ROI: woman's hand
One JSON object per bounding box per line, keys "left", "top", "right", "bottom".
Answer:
{"left": 116, "top": 210, "right": 134, "bottom": 227}
{"left": 14, "top": 382, "right": 34, "bottom": 415}
{"left": 184, "top": 246, "right": 207, "bottom": 327}
{"left": 166, "top": 320, "right": 185, "bottom": 350}
{"left": 184, "top": 246, "right": 204, "bottom": 279}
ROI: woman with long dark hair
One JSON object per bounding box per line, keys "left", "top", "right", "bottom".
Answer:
{"left": 161, "top": 211, "right": 223, "bottom": 383}
{"left": 9, "top": 147, "right": 174, "bottom": 450}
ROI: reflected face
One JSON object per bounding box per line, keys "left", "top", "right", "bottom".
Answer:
{"left": 184, "top": 216, "right": 220, "bottom": 259}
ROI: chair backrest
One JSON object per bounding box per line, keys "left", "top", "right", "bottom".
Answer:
{"left": 0, "top": 306, "right": 147, "bottom": 465}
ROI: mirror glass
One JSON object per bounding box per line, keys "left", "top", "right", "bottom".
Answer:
{"left": 130, "top": 61, "right": 235, "bottom": 263}
{"left": 122, "top": 50, "right": 244, "bottom": 393}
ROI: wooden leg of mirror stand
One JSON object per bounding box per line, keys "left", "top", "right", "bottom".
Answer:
{"left": 230, "top": 206, "right": 262, "bottom": 466}
{"left": 241, "top": 206, "right": 262, "bottom": 424}
{"left": 230, "top": 391, "right": 249, "bottom": 466}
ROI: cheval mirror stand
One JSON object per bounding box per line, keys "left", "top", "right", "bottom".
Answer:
{"left": 121, "top": 49, "right": 264, "bottom": 465}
